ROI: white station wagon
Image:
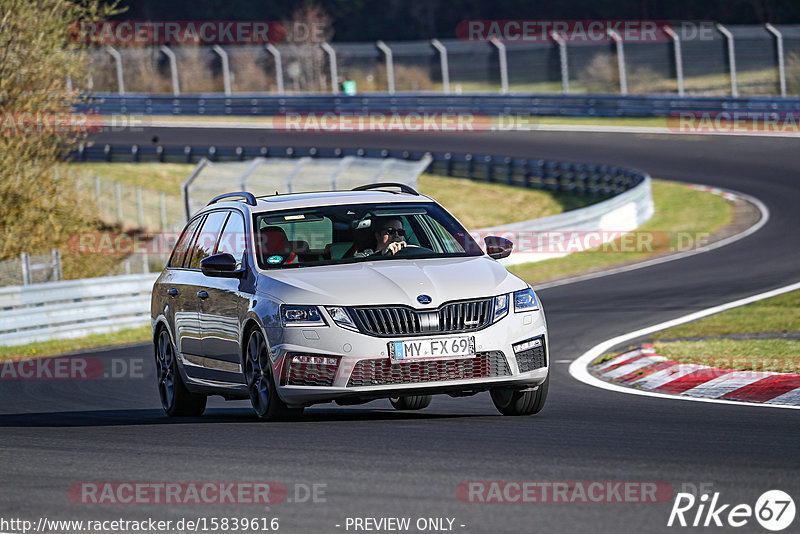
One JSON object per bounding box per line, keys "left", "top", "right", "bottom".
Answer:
{"left": 151, "top": 183, "right": 549, "bottom": 419}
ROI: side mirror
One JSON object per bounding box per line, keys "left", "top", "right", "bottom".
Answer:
{"left": 484, "top": 236, "right": 513, "bottom": 260}
{"left": 201, "top": 253, "right": 244, "bottom": 278}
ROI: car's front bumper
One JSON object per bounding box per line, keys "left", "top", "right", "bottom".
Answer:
{"left": 268, "top": 308, "right": 549, "bottom": 406}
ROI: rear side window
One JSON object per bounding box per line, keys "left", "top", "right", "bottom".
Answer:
{"left": 216, "top": 211, "right": 246, "bottom": 269}
{"left": 187, "top": 211, "right": 229, "bottom": 270}
{"left": 168, "top": 217, "right": 203, "bottom": 268}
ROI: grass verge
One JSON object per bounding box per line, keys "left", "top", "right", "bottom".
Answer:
{"left": 650, "top": 289, "right": 800, "bottom": 373}
{"left": 0, "top": 326, "right": 151, "bottom": 361}
{"left": 510, "top": 179, "right": 733, "bottom": 283}
{"left": 72, "top": 163, "right": 599, "bottom": 230}
{"left": 596, "top": 290, "right": 800, "bottom": 373}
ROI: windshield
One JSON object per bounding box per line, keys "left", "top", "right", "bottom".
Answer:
{"left": 253, "top": 202, "right": 482, "bottom": 269}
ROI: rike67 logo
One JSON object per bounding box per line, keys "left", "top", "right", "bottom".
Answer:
{"left": 668, "top": 490, "right": 795, "bottom": 531}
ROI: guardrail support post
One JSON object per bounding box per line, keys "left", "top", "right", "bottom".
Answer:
{"left": 51, "top": 249, "right": 62, "bottom": 281}
{"left": 490, "top": 38, "right": 509, "bottom": 94}
{"left": 320, "top": 42, "right": 339, "bottom": 94}
{"left": 160, "top": 45, "right": 180, "bottom": 96}
{"left": 607, "top": 29, "right": 627, "bottom": 94}
{"left": 717, "top": 24, "right": 738, "bottom": 97}
{"left": 550, "top": 31, "right": 570, "bottom": 94}
{"left": 431, "top": 39, "right": 450, "bottom": 94}
{"left": 663, "top": 25, "right": 685, "bottom": 96}
{"left": 20, "top": 253, "right": 31, "bottom": 285}
{"left": 106, "top": 45, "right": 125, "bottom": 95}
{"left": 376, "top": 41, "right": 395, "bottom": 94}
{"left": 265, "top": 44, "right": 284, "bottom": 94}
{"left": 212, "top": 45, "right": 232, "bottom": 96}
{"left": 765, "top": 23, "right": 786, "bottom": 97}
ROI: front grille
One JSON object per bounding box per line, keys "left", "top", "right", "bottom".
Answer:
{"left": 350, "top": 298, "right": 493, "bottom": 337}
{"left": 515, "top": 339, "right": 547, "bottom": 372}
{"left": 346, "top": 351, "right": 510, "bottom": 387}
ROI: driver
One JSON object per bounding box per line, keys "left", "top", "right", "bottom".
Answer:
{"left": 354, "top": 217, "right": 407, "bottom": 257}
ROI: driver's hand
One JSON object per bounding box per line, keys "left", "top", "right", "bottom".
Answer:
{"left": 386, "top": 241, "right": 407, "bottom": 255}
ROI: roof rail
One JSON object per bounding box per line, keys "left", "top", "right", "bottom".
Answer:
{"left": 207, "top": 192, "right": 257, "bottom": 206}
{"left": 352, "top": 182, "right": 419, "bottom": 196}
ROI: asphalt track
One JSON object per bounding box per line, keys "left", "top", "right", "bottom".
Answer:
{"left": 1, "top": 129, "right": 799, "bottom": 534}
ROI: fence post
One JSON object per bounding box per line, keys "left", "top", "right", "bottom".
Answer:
{"left": 716, "top": 24, "right": 738, "bottom": 97}
{"left": 376, "top": 41, "right": 395, "bottom": 94}
{"left": 182, "top": 158, "right": 209, "bottom": 221}
{"left": 431, "top": 39, "right": 450, "bottom": 94}
{"left": 51, "top": 248, "right": 62, "bottom": 281}
{"left": 105, "top": 45, "right": 125, "bottom": 95}
{"left": 115, "top": 181, "right": 123, "bottom": 226}
{"left": 607, "top": 29, "right": 627, "bottom": 94}
{"left": 550, "top": 31, "right": 570, "bottom": 94}
{"left": 160, "top": 45, "right": 180, "bottom": 96}
{"left": 136, "top": 186, "right": 144, "bottom": 228}
{"left": 94, "top": 175, "right": 101, "bottom": 212}
{"left": 490, "top": 38, "right": 509, "bottom": 94}
{"left": 320, "top": 42, "right": 339, "bottom": 94}
{"left": 663, "top": 25, "right": 685, "bottom": 96}
{"left": 265, "top": 44, "right": 284, "bottom": 94}
{"left": 160, "top": 192, "right": 167, "bottom": 231}
{"left": 212, "top": 45, "right": 232, "bottom": 96}
{"left": 765, "top": 23, "right": 786, "bottom": 97}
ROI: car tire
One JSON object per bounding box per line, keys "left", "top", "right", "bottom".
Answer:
{"left": 389, "top": 395, "right": 432, "bottom": 410}
{"left": 244, "top": 328, "right": 303, "bottom": 421}
{"left": 155, "top": 328, "right": 207, "bottom": 417}
{"left": 490, "top": 375, "right": 548, "bottom": 416}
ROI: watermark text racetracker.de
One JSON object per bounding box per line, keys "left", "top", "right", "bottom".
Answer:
{"left": 457, "top": 480, "right": 674, "bottom": 503}
{"left": 67, "top": 230, "right": 715, "bottom": 256}
{"left": 0, "top": 112, "right": 149, "bottom": 134}
{"left": 69, "top": 481, "right": 326, "bottom": 505}
{"left": 0, "top": 356, "right": 143, "bottom": 380}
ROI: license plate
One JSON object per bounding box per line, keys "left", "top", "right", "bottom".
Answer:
{"left": 389, "top": 336, "right": 475, "bottom": 361}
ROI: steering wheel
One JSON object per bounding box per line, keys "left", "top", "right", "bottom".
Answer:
{"left": 382, "top": 244, "right": 431, "bottom": 257}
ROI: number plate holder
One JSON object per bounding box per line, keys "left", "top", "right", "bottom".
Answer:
{"left": 388, "top": 336, "right": 475, "bottom": 361}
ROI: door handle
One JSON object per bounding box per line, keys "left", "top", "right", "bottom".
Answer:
{"left": 197, "top": 291, "right": 209, "bottom": 300}
{"left": 167, "top": 288, "right": 179, "bottom": 297}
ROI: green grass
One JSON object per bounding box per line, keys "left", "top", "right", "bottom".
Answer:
{"left": 646, "top": 289, "right": 800, "bottom": 374}
{"left": 654, "top": 290, "right": 800, "bottom": 339}
{"left": 510, "top": 179, "right": 733, "bottom": 283}
{"left": 595, "top": 290, "right": 800, "bottom": 373}
{"left": 72, "top": 163, "right": 599, "bottom": 231}
{"left": 652, "top": 339, "right": 800, "bottom": 374}
{"left": 73, "top": 162, "right": 192, "bottom": 195}
{"left": 418, "top": 174, "right": 596, "bottom": 228}
{"left": 0, "top": 326, "right": 151, "bottom": 361}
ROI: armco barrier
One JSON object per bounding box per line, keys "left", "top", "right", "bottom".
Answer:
{"left": 0, "top": 273, "right": 158, "bottom": 347}
{"left": 85, "top": 93, "right": 800, "bottom": 118}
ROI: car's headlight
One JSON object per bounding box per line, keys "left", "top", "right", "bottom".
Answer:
{"left": 514, "top": 288, "right": 539, "bottom": 312}
{"left": 280, "top": 305, "right": 326, "bottom": 327}
{"left": 492, "top": 294, "right": 509, "bottom": 323}
{"left": 325, "top": 306, "right": 358, "bottom": 331}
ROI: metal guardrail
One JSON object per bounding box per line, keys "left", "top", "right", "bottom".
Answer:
{"left": 0, "top": 273, "right": 157, "bottom": 347}
{"left": 85, "top": 93, "right": 800, "bottom": 118}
